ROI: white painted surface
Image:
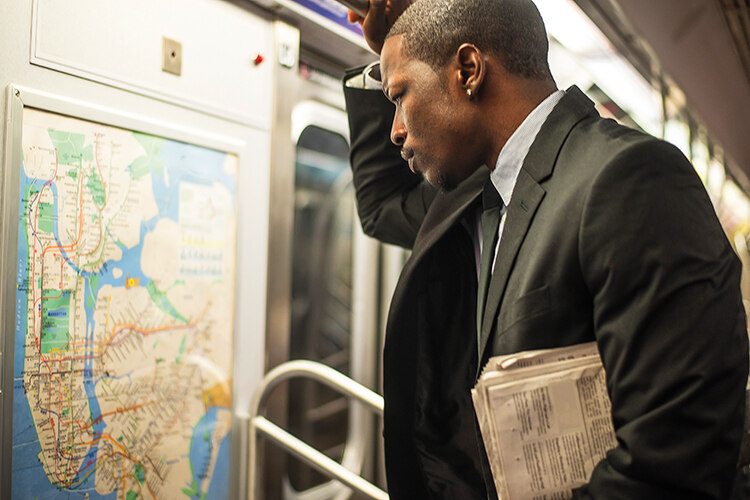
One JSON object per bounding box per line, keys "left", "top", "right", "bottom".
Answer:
{"left": 31, "top": 0, "right": 274, "bottom": 128}
{"left": 0, "top": 1, "right": 279, "bottom": 496}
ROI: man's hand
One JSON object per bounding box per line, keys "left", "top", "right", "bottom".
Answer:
{"left": 348, "top": 0, "right": 414, "bottom": 54}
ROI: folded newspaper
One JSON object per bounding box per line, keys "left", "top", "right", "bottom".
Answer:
{"left": 472, "top": 342, "right": 616, "bottom": 500}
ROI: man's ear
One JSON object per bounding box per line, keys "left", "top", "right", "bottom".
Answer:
{"left": 456, "top": 43, "right": 485, "bottom": 98}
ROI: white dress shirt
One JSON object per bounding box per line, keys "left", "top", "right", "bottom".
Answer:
{"left": 472, "top": 89, "right": 565, "bottom": 277}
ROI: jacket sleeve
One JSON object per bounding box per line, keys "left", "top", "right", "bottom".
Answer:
{"left": 574, "top": 139, "right": 748, "bottom": 499}
{"left": 343, "top": 66, "right": 437, "bottom": 249}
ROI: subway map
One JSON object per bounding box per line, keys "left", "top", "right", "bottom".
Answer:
{"left": 12, "top": 108, "right": 237, "bottom": 499}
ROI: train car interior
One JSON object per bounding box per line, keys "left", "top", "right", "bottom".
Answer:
{"left": 1, "top": 0, "right": 750, "bottom": 498}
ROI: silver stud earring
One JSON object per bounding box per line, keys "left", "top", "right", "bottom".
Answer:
{"left": 466, "top": 88, "right": 473, "bottom": 97}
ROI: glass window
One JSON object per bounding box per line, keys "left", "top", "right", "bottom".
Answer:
{"left": 288, "top": 125, "right": 355, "bottom": 491}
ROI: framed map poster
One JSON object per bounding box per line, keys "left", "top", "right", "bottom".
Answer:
{"left": 1, "top": 86, "right": 239, "bottom": 499}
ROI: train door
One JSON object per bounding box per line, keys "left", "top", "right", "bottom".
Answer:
{"left": 262, "top": 55, "right": 382, "bottom": 498}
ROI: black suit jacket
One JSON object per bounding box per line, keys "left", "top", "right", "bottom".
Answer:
{"left": 344, "top": 71, "right": 749, "bottom": 499}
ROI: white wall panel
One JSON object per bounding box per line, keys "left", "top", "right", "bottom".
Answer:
{"left": 31, "top": 0, "right": 274, "bottom": 129}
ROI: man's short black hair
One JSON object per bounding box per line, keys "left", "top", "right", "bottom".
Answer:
{"left": 387, "top": 0, "right": 552, "bottom": 80}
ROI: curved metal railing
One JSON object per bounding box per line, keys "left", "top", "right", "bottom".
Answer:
{"left": 248, "top": 360, "right": 388, "bottom": 500}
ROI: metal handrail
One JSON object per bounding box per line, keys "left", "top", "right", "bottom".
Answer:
{"left": 248, "top": 360, "right": 388, "bottom": 500}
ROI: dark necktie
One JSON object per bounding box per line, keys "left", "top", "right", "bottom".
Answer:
{"left": 477, "top": 180, "right": 503, "bottom": 340}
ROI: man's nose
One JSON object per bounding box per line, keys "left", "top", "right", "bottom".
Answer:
{"left": 390, "top": 113, "right": 406, "bottom": 146}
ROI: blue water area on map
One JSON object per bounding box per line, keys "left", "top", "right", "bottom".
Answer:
{"left": 206, "top": 428, "right": 231, "bottom": 499}
{"left": 14, "top": 170, "right": 35, "bottom": 379}
{"left": 12, "top": 378, "right": 38, "bottom": 446}
{"left": 188, "top": 406, "right": 230, "bottom": 499}
{"left": 13, "top": 443, "right": 111, "bottom": 500}
{"left": 153, "top": 139, "right": 236, "bottom": 222}
{"left": 13, "top": 136, "right": 235, "bottom": 499}
{"left": 164, "top": 138, "right": 236, "bottom": 189}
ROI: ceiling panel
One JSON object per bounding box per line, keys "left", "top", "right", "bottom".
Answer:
{"left": 575, "top": 0, "right": 750, "bottom": 186}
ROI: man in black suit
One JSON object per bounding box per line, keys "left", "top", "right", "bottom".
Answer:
{"left": 344, "top": 0, "right": 749, "bottom": 497}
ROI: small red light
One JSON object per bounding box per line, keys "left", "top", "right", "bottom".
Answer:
{"left": 253, "top": 54, "right": 264, "bottom": 66}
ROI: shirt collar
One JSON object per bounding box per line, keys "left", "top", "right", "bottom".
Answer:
{"left": 490, "top": 89, "right": 565, "bottom": 205}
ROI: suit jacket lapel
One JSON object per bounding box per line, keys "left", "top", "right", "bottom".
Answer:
{"left": 478, "top": 170, "right": 544, "bottom": 361}
{"left": 477, "top": 86, "right": 598, "bottom": 365}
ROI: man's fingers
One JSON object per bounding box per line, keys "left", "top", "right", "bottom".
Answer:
{"left": 357, "top": 0, "right": 406, "bottom": 54}
{"left": 347, "top": 9, "right": 362, "bottom": 23}
{"left": 367, "top": 0, "right": 387, "bottom": 19}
